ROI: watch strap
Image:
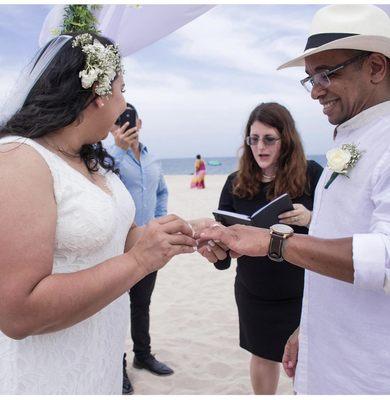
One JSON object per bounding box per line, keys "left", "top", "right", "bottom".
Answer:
{"left": 268, "top": 232, "right": 285, "bottom": 262}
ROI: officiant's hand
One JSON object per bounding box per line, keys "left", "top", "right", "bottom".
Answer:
{"left": 279, "top": 203, "right": 312, "bottom": 227}
{"left": 199, "top": 224, "right": 269, "bottom": 258}
{"left": 282, "top": 326, "right": 299, "bottom": 378}
{"left": 129, "top": 214, "right": 197, "bottom": 274}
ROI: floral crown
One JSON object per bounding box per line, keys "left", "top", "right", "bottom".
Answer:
{"left": 72, "top": 33, "right": 122, "bottom": 96}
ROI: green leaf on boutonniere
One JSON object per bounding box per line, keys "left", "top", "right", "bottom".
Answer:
{"left": 324, "top": 172, "right": 339, "bottom": 189}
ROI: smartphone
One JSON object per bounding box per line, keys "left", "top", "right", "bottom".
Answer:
{"left": 115, "top": 107, "right": 137, "bottom": 128}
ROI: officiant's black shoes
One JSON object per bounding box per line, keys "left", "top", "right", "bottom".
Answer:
{"left": 122, "top": 354, "right": 134, "bottom": 395}
{"left": 133, "top": 354, "right": 174, "bottom": 376}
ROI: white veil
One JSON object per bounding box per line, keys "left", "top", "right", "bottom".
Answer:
{"left": 0, "top": 35, "right": 72, "bottom": 126}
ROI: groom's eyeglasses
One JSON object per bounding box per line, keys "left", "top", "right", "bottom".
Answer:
{"left": 246, "top": 135, "right": 281, "bottom": 147}
{"left": 300, "top": 52, "right": 371, "bottom": 92}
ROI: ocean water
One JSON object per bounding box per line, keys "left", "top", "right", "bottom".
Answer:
{"left": 160, "top": 155, "right": 327, "bottom": 175}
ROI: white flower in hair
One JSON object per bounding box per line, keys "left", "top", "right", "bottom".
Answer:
{"left": 72, "top": 33, "right": 122, "bottom": 96}
{"left": 106, "top": 68, "right": 117, "bottom": 81}
{"left": 79, "top": 68, "right": 99, "bottom": 89}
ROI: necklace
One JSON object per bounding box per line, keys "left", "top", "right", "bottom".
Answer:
{"left": 262, "top": 173, "right": 276, "bottom": 179}
{"left": 40, "top": 137, "right": 79, "bottom": 159}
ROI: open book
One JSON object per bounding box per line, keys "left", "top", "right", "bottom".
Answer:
{"left": 213, "top": 193, "right": 294, "bottom": 228}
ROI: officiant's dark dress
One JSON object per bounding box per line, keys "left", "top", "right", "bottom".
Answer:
{"left": 215, "top": 160, "right": 323, "bottom": 362}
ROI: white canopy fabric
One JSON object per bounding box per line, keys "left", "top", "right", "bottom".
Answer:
{"left": 39, "top": 5, "right": 214, "bottom": 56}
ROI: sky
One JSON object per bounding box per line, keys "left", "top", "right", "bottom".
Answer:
{"left": 0, "top": 4, "right": 389, "bottom": 159}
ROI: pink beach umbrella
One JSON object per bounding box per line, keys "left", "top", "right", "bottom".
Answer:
{"left": 39, "top": 4, "right": 214, "bottom": 56}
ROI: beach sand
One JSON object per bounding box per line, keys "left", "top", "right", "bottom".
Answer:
{"left": 125, "top": 175, "right": 294, "bottom": 395}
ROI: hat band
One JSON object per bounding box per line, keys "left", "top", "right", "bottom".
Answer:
{"left": 305, "top": 32, "right": 358, "bottom": 51}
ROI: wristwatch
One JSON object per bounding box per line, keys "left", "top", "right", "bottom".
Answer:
{"left": 268, "top": 224, "right": 294, "bottom": 262}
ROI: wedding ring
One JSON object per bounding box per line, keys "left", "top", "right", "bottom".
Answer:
{"left": 188, "top": 222, "right": 195, "bottom": 237}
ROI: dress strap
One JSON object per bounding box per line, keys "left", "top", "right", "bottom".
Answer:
{"left": 0, "top": 135, "right": 56, "bottom": 160}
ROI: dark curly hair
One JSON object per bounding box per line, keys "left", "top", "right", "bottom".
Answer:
{"left": 0, "top": 32, "right": 119, "bottom": 174}
{"left": 233, "top": 102, "right": 308, "bottom": 201}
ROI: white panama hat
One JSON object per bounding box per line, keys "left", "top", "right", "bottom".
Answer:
{"left": 278, "top": 5, "right": 390, "bottom": 70}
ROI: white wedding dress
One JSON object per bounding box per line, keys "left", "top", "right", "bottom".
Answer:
{"left": 0, "top": 136, "right": 135, "bottom": 394}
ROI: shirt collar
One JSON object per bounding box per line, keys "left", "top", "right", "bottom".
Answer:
{"left": 335, "top": 101, "right": 390, "bottom": 138}
{"left": 139, "top": 142, "right": 148, "bottom": 153}
{"left": 128, "top": 142, "right": 148, "bottom": 156}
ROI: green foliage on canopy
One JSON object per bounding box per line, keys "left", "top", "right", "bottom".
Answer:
{"left": 60, "top": 5, "right": 101, "bottom": 34}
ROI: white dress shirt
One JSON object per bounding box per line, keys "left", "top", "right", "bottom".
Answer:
{"left": 295, "top": 101, "right": 390, "bottom": 394}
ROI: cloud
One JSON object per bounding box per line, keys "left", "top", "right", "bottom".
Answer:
{"left": 121, "top": 5, "right": 333, "bottom": 159}
{"left": 0, "top": 5, "right": 50, "bottom": 36}
{"left": 0, "top": 4, "right": 335, "bottom": 159}
{"left": 123, "top": 54, "right": 333, "bottom": 159}
{"left": 168, "top": 5, "right": 319, "bottom": 76}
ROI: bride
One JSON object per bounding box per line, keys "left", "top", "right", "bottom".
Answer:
{"left": 0, "top": 32, "right": 199, "bottom": 395}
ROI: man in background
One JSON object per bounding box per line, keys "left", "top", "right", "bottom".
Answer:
{"left": 104, "top": 103, "right": 173, "bottom": 395}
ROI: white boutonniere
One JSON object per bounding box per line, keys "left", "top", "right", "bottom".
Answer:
{"left": 325, "top": 143, "right": 364, "bottom": 189}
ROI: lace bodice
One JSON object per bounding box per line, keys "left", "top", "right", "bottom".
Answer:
{"left": 0, "top": 136, "right": 135, "bottom": 394}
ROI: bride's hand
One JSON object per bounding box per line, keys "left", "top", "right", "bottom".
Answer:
{"left": 128, "top": 214, "right": 197, "bottom": 275}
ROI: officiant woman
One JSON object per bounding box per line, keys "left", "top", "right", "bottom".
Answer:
{"left": 206, "top": 102, "right": 322, "bottom": 394}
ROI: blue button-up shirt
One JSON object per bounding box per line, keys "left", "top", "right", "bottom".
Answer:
{"left": 105, "top": 137, "right": 168, "bottom": 226}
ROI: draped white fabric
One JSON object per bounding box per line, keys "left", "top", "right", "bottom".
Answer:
{"left": 39, "top": 5, "right": 214, "bottom": 55}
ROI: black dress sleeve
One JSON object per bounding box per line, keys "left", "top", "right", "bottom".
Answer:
{"left": 213, "top": 173, "right": 236, "bottom": 270}
{"left": 218, "top": 173, "right": 237, "bottom": 211}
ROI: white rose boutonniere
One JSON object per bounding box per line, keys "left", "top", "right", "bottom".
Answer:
{"left": 325, "top": 143, "right": 363, "bottom": 189}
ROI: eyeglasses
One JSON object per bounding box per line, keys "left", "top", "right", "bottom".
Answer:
{"left": 300, "top": 52, "right": 370, "bottom": 92}
{"left": 245, "top": 135, "right": 281, "bottom": 147}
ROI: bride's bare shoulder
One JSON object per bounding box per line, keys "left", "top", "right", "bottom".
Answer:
{"left": 0, "top": 141, "right": 53, "bottom": 188}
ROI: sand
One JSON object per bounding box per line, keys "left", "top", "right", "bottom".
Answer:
{"left": 124, "top": 175, "right": 294, "bottom": 395}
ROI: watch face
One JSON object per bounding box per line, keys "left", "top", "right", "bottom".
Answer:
{"left": 271, "top": 224, "right": 294, "bottom": 235}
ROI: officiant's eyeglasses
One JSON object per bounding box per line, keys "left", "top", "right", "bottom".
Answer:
{"left": 300, "top": 52, "right": 371, "bottom": 92}
{"left": 246, "top": 135, "right": 281, "bottom": 147}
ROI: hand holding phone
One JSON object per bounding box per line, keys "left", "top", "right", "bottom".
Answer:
{"left": 115, "top": 107, "right": 137, "bottom": 129}
{"left": 112, "top": 122, "right": 138, "bottom": 150}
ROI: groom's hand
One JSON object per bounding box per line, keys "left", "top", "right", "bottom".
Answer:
{"left": 188, "top": 217, "right": 216, "bottom": 234}
{"left": 282, "top": 327, "right": 299, "bottom": 378}
{"left": 199, "top": 224, "right": 269, "bottom": 258}
{"left": 189, "top": 219, "right": 231, "bottom": 263}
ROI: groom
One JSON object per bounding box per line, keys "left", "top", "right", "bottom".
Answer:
{"left": 199, "top": 4, "right": 390, "bottom": 395}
